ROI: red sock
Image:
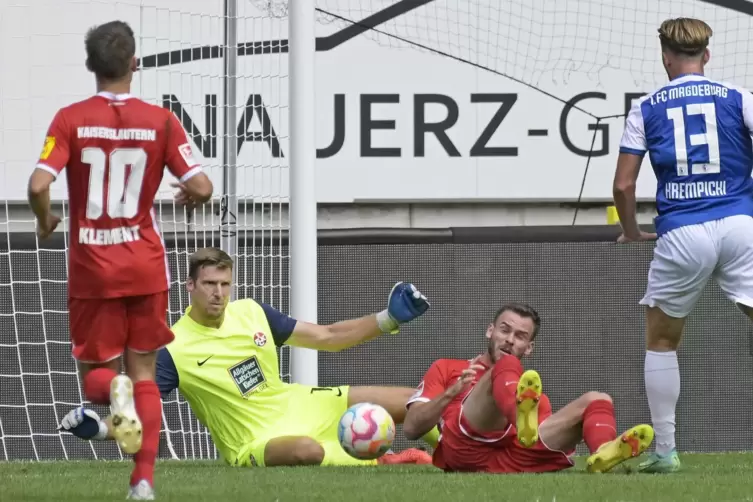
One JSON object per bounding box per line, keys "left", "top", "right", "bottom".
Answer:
{"left": 490, "top": 355, "right": 524, "bottom": 425}
{"left": 582, "top": 399, "right": 617, "bottom": 453}
{"left": 130, "top": 380, "right": 162, "bottom": 487}
{"left": 83, "top": 368, "right": 118, "bottom": 405}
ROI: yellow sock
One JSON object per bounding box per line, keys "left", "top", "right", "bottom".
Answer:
{"left": 421, "top": 426, "right": 440, "bottom": 449}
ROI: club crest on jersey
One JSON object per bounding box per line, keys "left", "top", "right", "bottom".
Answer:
{"left": 253, "top": 332, "right": 267, "bottom": 347}
{"left": 178, "top": 142, "right": 197, "bottom": 166}
{"left": 39, "top": 136, "right": 55, "bottom": 160}
{"left": 228, "top": 355, "right": 267, "bottom": 396}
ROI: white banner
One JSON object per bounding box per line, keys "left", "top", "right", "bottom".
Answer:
{"left": 2, "top": 0, "right": 751, "bottom": 203}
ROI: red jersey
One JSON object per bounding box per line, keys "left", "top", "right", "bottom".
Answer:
{"left": 408, "top": 358, "right": 514, "bottom": 471}
{"left": 36, "top": 92, "right": 203, "bottom": 298}
{"left": 407, "top": 358, "right": 488, "bottom": 414}
{"left": 409, "top": 358, "right": 573, "bottom": 474}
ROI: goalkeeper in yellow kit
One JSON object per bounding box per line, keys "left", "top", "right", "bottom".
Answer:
{"left": 61, "top": 247, "right": 438, "bottom": 471}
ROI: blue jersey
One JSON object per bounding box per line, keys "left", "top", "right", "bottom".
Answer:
{"left": 620, "top": 73, "right": 753, "bottom": 236}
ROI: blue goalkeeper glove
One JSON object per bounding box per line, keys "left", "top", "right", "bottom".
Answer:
{"left": 59, "top": 406, "right": 107, "bottom": 440}
{"left": 376, "top": 282, "right": 430, "bottom": 334}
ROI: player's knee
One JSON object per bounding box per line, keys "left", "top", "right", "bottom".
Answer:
{"left": 581, "top": 391, "right": 612, "bottom": 405}
{"left": 124, "top": 349, "right": 157, "bottom": 382}
{"left": 290, "top": 438, "right": 325, "bottom": 465}
{"left": 645, "top": 306, "right": 685, "bottom": 350}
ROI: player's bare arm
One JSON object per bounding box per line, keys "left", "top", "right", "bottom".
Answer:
{"left": 27, "top": 169, "right": 61, "bottom": 239}
{"left": 165, "top": 112, "right": 214, "bottom": 207}
{"left": 403, "top": 362, "right": 483, "bottom": 440}
{"left": 28, "top": 108, "right": 69, "bottom": 239}
{"left": 284, "top": 282, "right": 430, "bottom": 351}
{"left": 613, "top": 152, "right": 655, "bottom": 243}
{"left": 170, "top": 170, "right": 213, "bottom": 206}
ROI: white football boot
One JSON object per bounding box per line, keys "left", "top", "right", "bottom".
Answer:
{"left": 127, "top": 480, "right": 155, "bottom": 500}
{"left": 109, "top": 375, "right": 143, "bottom": 454}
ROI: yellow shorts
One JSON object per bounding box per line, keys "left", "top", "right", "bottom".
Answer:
{"left": 235, "top": 384, "right": 378, "bottom": 467}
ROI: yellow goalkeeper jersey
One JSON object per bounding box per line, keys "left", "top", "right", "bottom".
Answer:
{"left": 167, "top": 298, "right": 295, "bottom": 465}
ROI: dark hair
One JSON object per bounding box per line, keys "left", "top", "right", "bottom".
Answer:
{"left": 188, "top": 248, "right": 234, "bottom": 281}
{"left": 492, "top": 302, "right": 542, "bottom": 339}
{"left": 85, "top": 21, "right": 135, "bottom": 80}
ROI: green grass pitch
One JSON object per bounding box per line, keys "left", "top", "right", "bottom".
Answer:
{"left": 5, "top": 453, "right": 753, "bottom": 501}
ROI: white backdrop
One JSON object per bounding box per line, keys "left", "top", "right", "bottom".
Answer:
{"left": 2, "top": 0, "right": 753, "bottom": 203}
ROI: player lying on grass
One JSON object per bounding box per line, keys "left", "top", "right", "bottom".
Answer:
{"left": 403, "top": 302, "right": 654, "bottom": 474}
{"left": 614, "top": 18, "right": 753, "bottom": 473}
{"left": 29, "top": 20, "right": 213, "bottom": 500}
{"left": 61, "top": 247, "right": 439, "bottom": 469}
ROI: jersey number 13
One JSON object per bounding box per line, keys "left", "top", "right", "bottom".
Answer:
{"left": 666, "top": 102, "right": 720, "bottom": 176}
{"left": 81, "top": 147, "right": 147, "bottom": 219}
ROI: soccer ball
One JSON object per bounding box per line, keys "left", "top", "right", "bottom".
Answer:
{"left": 337, "top": 402, "right": 395, "bottom": 460}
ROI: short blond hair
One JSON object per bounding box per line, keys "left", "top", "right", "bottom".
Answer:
{"left": 658, "top": 18, "right": 713, "bottom": 57}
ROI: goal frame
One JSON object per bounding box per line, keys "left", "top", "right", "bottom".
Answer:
{"left": 222, "top": 0, "right": 319, "bottom": 385}
{"left": 287, "top": 0, "right": 319, "bottom": 386}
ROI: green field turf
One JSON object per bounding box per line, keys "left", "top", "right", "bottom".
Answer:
{"left": 5, "top": 453, "right": 753, "bottom": 502}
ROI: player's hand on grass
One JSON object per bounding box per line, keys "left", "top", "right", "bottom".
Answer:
{"left": 36, "top": 214, "right": 60, "bottom": 240}
{"left": 59, "top": 406, "right": 104, "bottom": 440}
{"left": 617, "top": 231, "right": 657, "bottom": 244}
{"left": 446, "top": 357, "right": 485, "bottom": 398}
{"left": 387, "top": 282, "right": 430, "bottom": 323}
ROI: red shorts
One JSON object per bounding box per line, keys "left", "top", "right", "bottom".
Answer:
{"left": 68, "top": 291, "right": 174, "bottom": 363}
{"left": 434, "top": 395, "right": 575, "bottom": 474}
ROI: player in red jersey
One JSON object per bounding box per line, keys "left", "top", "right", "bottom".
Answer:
{"left": 26, "top": 20, "right": 213, "bottom": 500}
{"left": 403, "top": 302, "right": 654, "bottom": 474}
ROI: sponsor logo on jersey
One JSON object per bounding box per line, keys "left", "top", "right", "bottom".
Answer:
{"left": 178, "top": 142, "right": 198, "bottom": 166}
{"left": 228, "top": 355, "right": 267, "bottom": 396}
{"left": 253, "top": 332, "right": 267, "bottom": 347}
{"left": 39, "top": 136, "right": 55, "bottom": 160}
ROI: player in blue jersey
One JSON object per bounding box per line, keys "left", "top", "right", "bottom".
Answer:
{"left": 614, "top": 18, "right": 753, "bottom": 473}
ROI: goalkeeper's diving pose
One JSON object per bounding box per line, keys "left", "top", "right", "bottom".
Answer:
{"left": 61, "top": 247, "right": 438, "bottom": 470}
{"left": 403, "top": 302, "right": 654, "bottom": 474}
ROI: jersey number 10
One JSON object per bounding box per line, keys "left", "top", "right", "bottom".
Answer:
{"left": 666, "top": 102, "right": 720, "bottom": 176}
{"left": 81, "top": 147, "right": 147, "bottom": 220}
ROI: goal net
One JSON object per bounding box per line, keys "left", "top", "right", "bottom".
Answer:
{"left": 2, "top": 0, "right": 753, "bottom": 462}
{"left": 0, "top": 0, "right": 290, "bottom": 461}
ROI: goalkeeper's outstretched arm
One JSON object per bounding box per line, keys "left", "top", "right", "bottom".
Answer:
{"left": 283, "top": 282, "right": 430, "bottom": 352}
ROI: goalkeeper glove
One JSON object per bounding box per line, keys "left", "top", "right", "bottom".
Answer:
{"left": 59, "top": 406, "right": 108, "bottom": 440}
{"left": 377, "top": 282, "right": 430, "bottom": 334}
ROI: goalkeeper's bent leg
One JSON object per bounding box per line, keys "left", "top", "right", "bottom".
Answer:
{"left": 346, "top": 386, "right": 440, "bottom": 449}
{"left": 421, "top": 426, "right": 440, "bottom": 449}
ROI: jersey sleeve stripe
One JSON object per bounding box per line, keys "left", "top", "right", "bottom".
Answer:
{"left": 619, "top": 147, "right": 646, "bottom": 156}
{"left": 406, "top": 396, "right": 431, "bottom": 406}
{"left": 179, "top": 166, "right": 203, "bottom": 183}
{"left": 35, "top": 163, "right": 59, "bottom": 178}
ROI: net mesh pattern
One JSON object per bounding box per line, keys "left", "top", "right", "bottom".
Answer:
{"left": 4, "top": 0, "right": 753, "bottom": 463}
{"left": 312, "top": 0, "right": 753, "bottom": 117}
{"left": 2, "top": 238, "right": 752, "bottom": 460}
